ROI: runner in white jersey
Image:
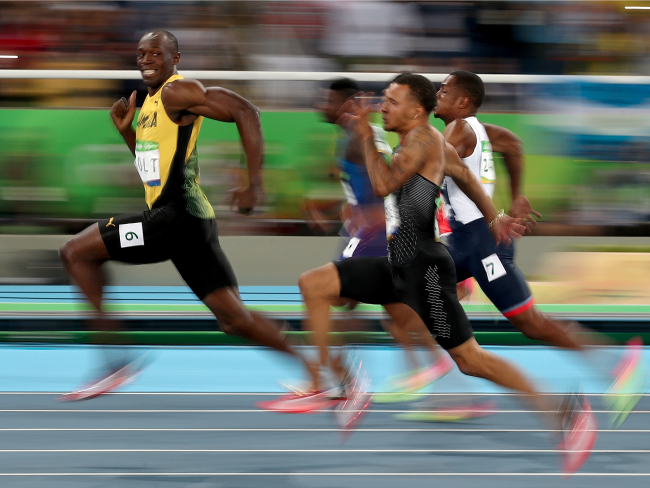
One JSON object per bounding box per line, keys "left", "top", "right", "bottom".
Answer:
{"left": 435, "top": 70, "right": 646, "bottom": 431}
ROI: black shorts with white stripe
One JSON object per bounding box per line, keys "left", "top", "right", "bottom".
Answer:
{"left": 334, "top": 241, "right": 473, "bottom": 350}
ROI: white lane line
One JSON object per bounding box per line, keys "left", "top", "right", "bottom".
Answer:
{"left": 0, "top": 427, "right": 640, "bottom": 432}
{"left": 1, "top": 392, "right": 648, "bottom": 396}
{"left": 0, "top": 472, "right": 649, "bottom": 477}
{"left": 0, "top": 448, "right": 646, "bottom": 454}
{"left": 0, "top": 409, "right": 644, "bottom": 414}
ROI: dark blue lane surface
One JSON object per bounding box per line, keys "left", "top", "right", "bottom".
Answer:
{"left": 0, "top": 394, "right": 647, "bottom": 488}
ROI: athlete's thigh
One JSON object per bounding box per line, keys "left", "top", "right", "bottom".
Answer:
{"left": 393, "top": 246, "right": 473, "bottom": 351}
{"left": 466, "top": 228, "right": 533, "bottom": 317}
{"left": 333, "top": 256, "right": 398, "bottom": 305}
{"left": 99, "top": 206, "right": 183, "bottom": 264}
{"left": 171, "top": 217, "right": 238, "bottom": 300}
{"left": 447, "top": 242, "right": 472, "bottom": 283}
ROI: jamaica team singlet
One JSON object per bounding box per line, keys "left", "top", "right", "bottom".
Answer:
{"left": 134, "top": 74, "right": 215, "bottom": 219}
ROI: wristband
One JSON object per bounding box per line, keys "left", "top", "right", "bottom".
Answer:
{"left": 488, "top": 209, "right": 505, "bottom": 228}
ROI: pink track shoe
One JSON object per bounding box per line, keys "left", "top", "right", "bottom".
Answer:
{"left": 558, "top": 395, "right": 598, "bottom": 477}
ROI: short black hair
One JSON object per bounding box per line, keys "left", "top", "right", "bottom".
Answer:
{"left": 391, "top": 72, "right": 436, "bottom": 114}
{"left": 329, "top": 78, "right": 359, "bottom": 100}
{"left": 449, "top": 71, "right": 485, "bottom": 109}
{"left": 145, "top": 29, "right": 179, "bottom": 54}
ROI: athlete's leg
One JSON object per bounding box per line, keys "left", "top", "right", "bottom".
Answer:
{"left": 59, "top": 223, "right": 110, "bottom": 312}
{"left": 508, "top": 306, "right": 609, "bottom": 349}
{"left": 299, "top": 263, "right": 349, "bottom": 387}
{"left": 172, "top": 218, "right": 319, "bottom": 385}
{"left": 383, "top": 302, "right": 447, "bottom": 366}
{"left": 447, "top": 336, "right": 559, "bottom": 424}
{"left": 203, "top": 287, "right": 297, "bottom": 356}
{"left": 58, "top": 219, "right": 145, "bottom": 401}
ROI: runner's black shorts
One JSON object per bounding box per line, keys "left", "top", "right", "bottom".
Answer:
{"left": 334, "top": 242, "right": 474, "bottom": 350}
{"left": 98, "top": 205, "right": 237, "bottom": 300}
{"left": 447, "top": 218, "right": 533, "bottom": 318}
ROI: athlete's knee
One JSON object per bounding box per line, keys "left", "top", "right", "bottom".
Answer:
{"left": 449, "top": 341, "right": 495, "bottom": 378}
{"left": 509, "top": 309, "right": 554, "bottom": 342}
{"left": 299, "top": 263, "right": 339, "bottom": 300}
{"left": 59, "top": 238, "right": 81, "bottom": 269}
{"left": 215, "top": 306, "right": 254, "bottom": 336}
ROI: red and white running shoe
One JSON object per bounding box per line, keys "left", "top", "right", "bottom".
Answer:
{"left": 558, "top": 395, "right": 598, "bottom": 477}
{"left": 257, "top": 388, "right": 344, "bottom": 414}
{"left": 59, "top": 363, "right": 139, "bottom": 402}
{"left": 333, "top": 362, "right": 372, "bottom": 438}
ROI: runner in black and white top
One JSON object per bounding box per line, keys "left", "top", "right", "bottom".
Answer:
{"left": 263, "top": 73, "right": 597, "bottom": 473}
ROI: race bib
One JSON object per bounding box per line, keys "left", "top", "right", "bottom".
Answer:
{"left": 384, "top": 193, "right": 400, "bottom": 241}
{"left": 480, "top": 140, "right": 496, "bottom": 184}
{"left": 342, "top": 237, "right": 360, "bottom": 258}
{"left": 119, "top": 222, "right": 145, "bottom": 248}
{"left": 135, "top": 140, "right": 161, "bottom": 187}
{"left": 481, "top": 253, "right": 507, "bottom": 282}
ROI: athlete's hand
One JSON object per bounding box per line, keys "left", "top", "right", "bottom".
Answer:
{"left": 509, "top": 195, "right": 541, "bottom": 234}
{"left": 230, "top": 185, "right": 258, "bottom": 215}
{"left": 490, "top": 214, "right": 526, "bottom": 247}
{"left": 336, "top": 92, "right": 377, "bottom": 139}
{"left": 111, "top": 90, "right": 137, "bottom": 134}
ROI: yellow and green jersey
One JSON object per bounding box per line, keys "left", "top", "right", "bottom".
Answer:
{"left": 134, "top": 74, "right": 215, "bottom": 219}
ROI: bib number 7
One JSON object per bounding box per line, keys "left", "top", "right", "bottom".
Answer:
{"left": 480, "top": 253, "right": 507, "bottom": 282}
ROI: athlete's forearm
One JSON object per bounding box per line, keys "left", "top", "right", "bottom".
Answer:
{"left": 120, "top": 127, "right": 136, "bottom": 157}
{"left": 235, "top": 104, "right": 264, "bottom": 188}
{"left": 503, "top": 152, "right": 522, "bottom": 200}
{"left": 362, "top": 135, "right": 395, "bottom": 197}
{"left": 484, "top": 124, "right": 524, "bottom": 200}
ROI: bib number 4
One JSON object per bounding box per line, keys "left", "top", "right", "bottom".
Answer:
{"left": 384, "top": 194, "right": 401, "bottom": 241}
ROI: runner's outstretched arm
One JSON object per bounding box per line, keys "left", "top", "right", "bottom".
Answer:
{"left": 163, "top": 79, "right": 264, "bottom": 213}
{"left": 483, "top": 123, "right": 541, "bottom": 229}
{"left": 443, "top": 142, "right": 525, "bottom": 245}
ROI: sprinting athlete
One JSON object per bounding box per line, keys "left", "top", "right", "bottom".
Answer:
{"left": 320, "top": 78, "right": 453, "bottom": 396}
{"left": 58, "top": 29, "right": 316, "bottom": 400}
{"left": 266, "top": 73, "right": 597, "bottom": 474}
{"left": 435, "top": 70, "right": 645, "bottom": 428}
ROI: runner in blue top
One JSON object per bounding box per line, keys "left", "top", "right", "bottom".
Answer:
{"left": 325, "top": 79, "right": 454, "bottom": 397}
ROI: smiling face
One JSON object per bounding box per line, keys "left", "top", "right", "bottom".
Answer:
{"left": 381, "top": 83, "right": 419, "bottom": 133}
{"left": 136, "top": 33, "right": 180, "bottom": 91}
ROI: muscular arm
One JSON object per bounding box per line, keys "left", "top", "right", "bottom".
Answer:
{"left": 162, "top": 79, "right": 263, "bottom": 187}
{"left": 120, "top": 128, "right": 136, "bottom": 156}
{"left": 110, "top": 91, "right": 137, "bottom": 156}
{"left": 362, "top": 126, "right": 438, "bottom": 197}
{"left": 483, "top": 123, "right": 540, "bottom": 226}
{"left": 442, "top": 119, "right": 476, "bottom": 159}
{"left": 483, "top": 123, "right": 522, "bottom": 200}
{"left": 443, "top": 142, "right": 498, "bottom": 224}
